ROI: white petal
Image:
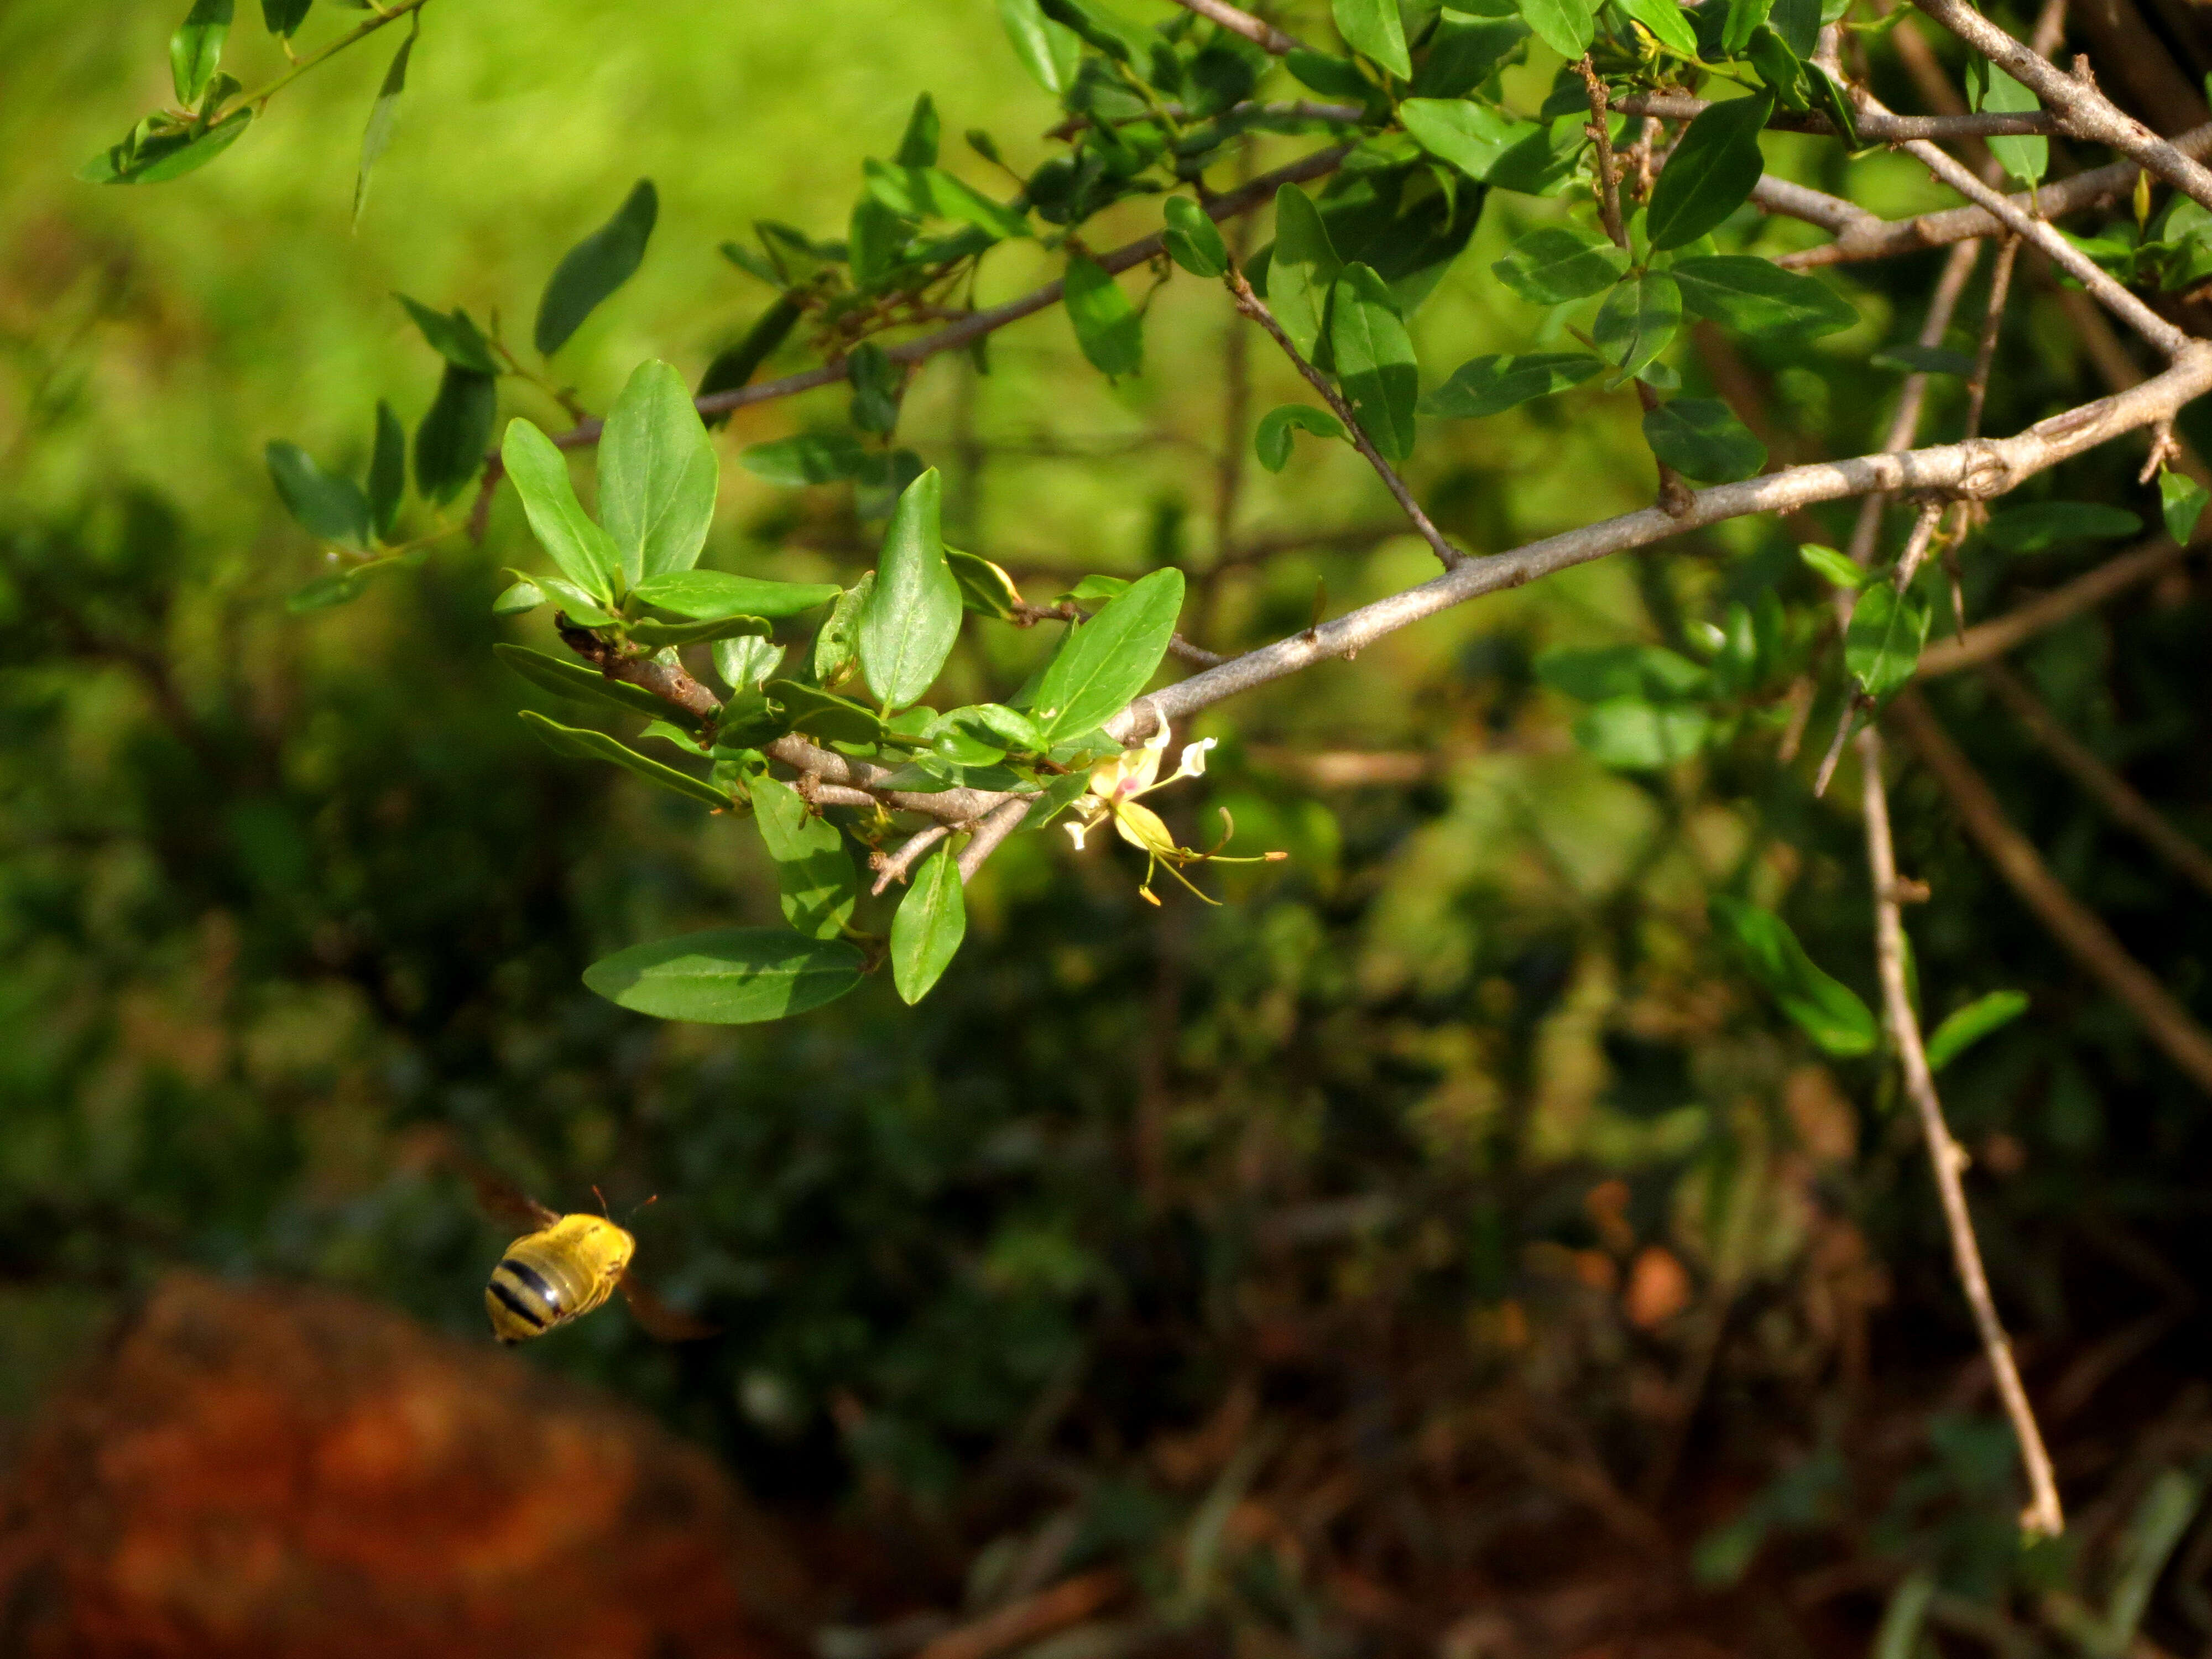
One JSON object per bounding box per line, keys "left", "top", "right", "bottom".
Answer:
{"left": 1175, "top": 738, "right": 1217, "bottom": 781}
{"left": 1063, "top": 818, "right": 1089, "bottom": 851}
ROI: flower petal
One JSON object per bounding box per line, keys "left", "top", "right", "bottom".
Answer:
{"left": 1112, "top": 801, "right": 1178, "bottom": 856}
{"left": 1173, "top": 737, "right": 1216, "bottom": 782}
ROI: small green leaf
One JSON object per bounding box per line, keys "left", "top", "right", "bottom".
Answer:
{"left": 493, "top": 579, "right": 543, "bottom": 616}
{"left": 1925, "top": 989, "right": 2030, "bottom": 1071}
{"left": 262, "top": 0, "right": 308, "bottom": 35}
{"left": 1060, "top": 575, "right": 1131, "bottom": 604}
{"left": 699, "top": 296, "right": 803, "bottom": 427}
{"left": 500, "top": 419, "right": 620, "bottom": 599}
{"left": 1721, "top": 0, "right": 1773, "bottom": 53}
{"left": 1984, "top": 501, "right": 2143, "bottom": 552}
{"left": 171, "top": 0, "right": 233, "bottom": 107}
{"left": 494, "top": 643, "right": 687, "bottom": 723}
{"left": 1594, "top": 273, "right": 1682, "bottom": 382}
{"left": 896, "top": 91, "right": 940, "bottom": 167}
{"left": 601, "top": 359, "right": 718, "bottom": 585}
{"left": 1255, "top": 404, "right": 1350, "bottom": 471}
{"left": 627, "top": 614, "right": 771, "bottom": 647}
{"left": 1334, "top": 0, "right": 1412, "bottom": 77}
{"left": 1517, "top": 0, "right": 1597, "bottom": 60}
{"left": 538, "top": 576, "right": 618, "bottom": 627}
{"left": 847, "top": 341, "right": 901, "bottom": 435}
{"left": 367, "top": 400, "right": 405, "bottom": 540}
{"left": 740, "top": 433, "right": 873, "bottom": 488}
{"left": 267, "top": 440, "right": 370, "bottom": 549}
{"left": 2161, "top": 469, "right": 2210, "bottom": 544}
{"left": 998, "top": 0, "right": 1081, "bottom": 93}
{"left": 1647, "top": 93, "right": 1773, "bottom": 251}
{"left": 1808, "top": 62, "right": 1860, "bottom": 148}
{"left": 713, "top": 635, "right": 785, "bottom": 691}
{"left": 858, "top": 469, "right": 962, "bottom": 710}
{"left": 1164, "top": 197, "right": 1229, "bottom": 278}
{"left": 394, "top": 295, "right": 498, "bottom": 374}
{"left": 1329, "top": 264, "right": 1418, "bottom": 464}
{"left": 1965, "top": 59, "right": 2046, "bottom": 187}
{"left": 1642, "top": 397, "right": 1766, "bottom": 482}
{"left": 1420, "top": 352, "right": 1602, "bottom": 418}
{"left": 519, "top": 709, "right": 730, "bottom": 808}
{"left": 1065, "top": 256, "right": 1144, "bottom": 379}
{"left": 286, "top": 571, "right": 368, "bottom": 613}
{"left": 866, "top": 163, "right": 1031, "bottom": 242}
{"left": 1269, "top": 184, "right": 1343, "bottom": 363}
{"left": 1799, "top": 542, "right": 1866, "bottom": 588}
{"left": 891, "top": 842, "right": 968, "bottom": 1003}
{"left": 765, "top": 679, "right": 885, "bottom": 744}
{"left": 1414, "top": 9, "right": 1532, "bottom": 97}
{"left": 1399, "top": 98, "right": 1545, "bottom": 184}
{"left": 1037, "top": 0, "right": 1150, "bottom": 64}
{"left": 535, "top": 179, "right": 658, "bottom": 357}
{"left": 633, "top": 570, "right": 841, "bottom": 619}
{"left": 1746, "top": 25, "right": 1810, "bottom": 113}
{"left": 1621, "top": 0, "right": 1698, "bottom": 54}
{"left": 583, "top": 927, "right": 865, "bottom": 1024}
{"left": 1710, "top": 895, "right": 1878, "bottom": 1056}
{"left": 1671, "top": 256, "right": 1857, "bottom": 338}
{"left": 1844, "top": 582, "right": 1930, "bottom": 699}
{"left": 414, "top": 363, "right": 495, "bottom": 505}
{"left": 352, "top": 23, "right": 414, "bottom": 225}
{"left": 1286, "top": 48, "right": 1376, "bottom": 101}
{"left": 947, "top": 549, "right": 1024, "bottom": 619}
{"left": 81, "top": 108, "right": 254, "bottom": 185}
{"left": 1030, "top": 566, "right": 1186, "bottom": 740}
{"left": 933, "top": 702, "right": 1047, "bottom": 755}
{"left": 1573, "top": 699, "right": 1712, "bottom": 768}
{"left": 809, "top": 574, "right": 873, "bottom": 687}
{"left": 752, "top": 778, "right": 860, "bottom": 940}
{"left": 1493, "top": 225, "right": 1627, "bottom": 305}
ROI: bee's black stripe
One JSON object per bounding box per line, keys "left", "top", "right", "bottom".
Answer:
{"left": 489, "top": 1278, "right": 548, "bottom": 1328}
{"left": 498, "top": 1257, "right": 563, "bottom": 1311}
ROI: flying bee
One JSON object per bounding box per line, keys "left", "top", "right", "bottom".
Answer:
{"left": 465, "top": 1164, "right": 716, "bottom": 1347}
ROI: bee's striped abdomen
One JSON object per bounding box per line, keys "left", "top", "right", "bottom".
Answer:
{"left": 487, "top": 1255, "right": 565, "bottom": 1341}
{"left": 483, "top": 1215, "right": 633, "bottom": 1344}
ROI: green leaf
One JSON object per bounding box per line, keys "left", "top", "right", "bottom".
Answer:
{"left": 947, "top": 549, "right": 1024, "bottom": 619}
{"left": 1414, "top": 9, "right": 1532, "bottom": 97}
{"left": 1671, "top": 256, "right": 1856, "bottom": 338}
{"left": 1287, "top": 49, "right": 1376, "bottom": 101}
{"left": 1064, "top": 255, "right": 1144, "bottom": 379}
{"left": 1621, "top": 0, "right": 1698, "bottom": 54}
{"left": 367, "top": 400, "right": 405, "bottom": 540}
{"left": 1870, "top": 344, "right": 1975, "bottom": 376}
{"left": 494, "top": 644, "right": 685, "bottom": 723}
{"left": 713, "top": 635, "right": 785, "bottom": 691}
{"left": 627, "top": 614, "right": 771, "bottom": 648}
{"left": 1037, "top": 0, "right": 1150, "bottom": 63}
{"left": 1721, "top": 0, "right": 1773, "bottom": 52}
{"left": 266, "top": 440, "right": 370, "bottom": 549}
{"left": 1594, "top": 273, "right": 1682, "bottom": 382}
{"left": 1269, "top": 184, "right": 1343, "bottom": 363}
{"left": 1709, "top": 895, "right": 1878, "bottom": 1056}
{"left": 857, "top": 470, "right": 962, "bottom": 710}
{"left": 1492, "top": 225, "right": 1627, "bottom": 304}
{"left": 846, "top": 341, "right": 901, "bottom": 437}
{"left": 171, "top": 0, "right": 232, "bottom": 106}
{"left": 1021, "top": 768, "right": 1099, "bottom": 832}
{"left": 998, "top": 0, "right": 1081, "bottom": 92}
{"left": 1808, "top": 62, "right": 1860, "bottom": 148}
{"left": 519, "top": 710, "right": 729, "bottom": 808}
{"left": 809, "top": 574, "right": 873, "bottom": 687}
{"left": 1965, "top": 59, "right": 2046, "bottom": 187}
{"left": 752, "top": 778, "right": 860, "bottom": 940}
{"left": 1642, "top": 397, "right": 1766, "bottom": 482}
{"left": 896, "top": 91, "right": 940, "bottom": 168}
{"left": 1573, "top": 699, "right": 1712, "bottom": 768}
{"left": 2161, "top": 469, "right": 2210, "bottom": 544}
{"left": 394, "top": 294, "right": 498, "bottom": 374}
{"left": 1420, "top": 352, "right": 1602, "bottom": 418}
{"left": 1030, "top": 566, "right": 1186, "bottom": 740}
{"left": 740, "top": 432, "right": 873, "bottom": 488}
{"left": 1164, "top": 197, "right": 1229, "bottom": 278}
{"left": 1925, "top": 989, "right": 2030, "bottom": 1071}
{"left": 765, "top": 679, "right": 885, "bottom": 744}
{"left": 81, "top": 108, "right": 255, "bottom": 185}
{"left": 1329, "top": 264, "right": 1418, "bottom": 464}
{"left": 1799, "top": 542, "right": 1867, "bottom": 588}
{"left": 1060, "top": 575, "right": 1131, "bottom": 604}
{"left": 601, "top": 359, "right": 718, "bottom": 585}
{"left": 699, "top": 296, "right": 803, "bottom": 427}
{"left": 933, "top": 702, "right": 1047, "bottom": 755}
{"left": 1255, "top": 404, "right": 1349, "bottom": 471}
{"left": 413, "top": 363, "right": 495, "bottom": 505}
{"left": 1984, "top": 501, "right": 2143, "bottom": 552}
{"left": 534, "top": 179, "right": 658, "bottom": 357}
{"left": 286, "top": 571, "right": 368, "bottom": 613}
{"left": 634, "top": 570, "right": 841, "bottom": 619}
{"left": 262, "top": 0, "right": 308, "bottom": 35}
{"left": 1334, "top": 0, "right": 1412, "bottom": 77}
{"left": 493, "top": 579, "right": 543, "bottom": 617}
{"left": 1844, "top": 582, "right": 1930, "bottom": 699}
{"left": 891, "top": 843, "right": 968, "bottom": 1003}
{"left": 1399, "top": 99, "right": 1545, "bottom": 184}
{"left": 1647, "top": 93, "right": 1773, "bottom": 251}
{"left": 1746, "top": 25, "right": 1810, "bottom": 113}
{"left": 500, "top": 419, "right": 620, "bottom": 599}
{"left": 1517, "top": 0, "right": 1597, "bottom": 60}
{"left": 1537, "top": 643, "right": 1709, "bottom": 702}
{"left": 536, "top": 575, "right": 618, "bottom": 627}
{"left": 583, "top": 927, "right": 865, "bottom": 1024}
{"left": 352, "top": 24, "right": 413, "bottom": 225}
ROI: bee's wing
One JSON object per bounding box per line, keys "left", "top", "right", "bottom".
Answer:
{"left": 461, "top": 1162, "right": 560, "bottom": 1231}
{"left": 618, "top": 1270, "right": 719, "bottom": 1342}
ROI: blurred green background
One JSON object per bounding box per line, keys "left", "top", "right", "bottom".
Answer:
{"left": 7, "top": 0, "right": 2212, "bottom": 1645}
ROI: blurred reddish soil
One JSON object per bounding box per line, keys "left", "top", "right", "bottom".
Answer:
{"left": 0, "top": 1272, "right": 814, "bottom": 1658}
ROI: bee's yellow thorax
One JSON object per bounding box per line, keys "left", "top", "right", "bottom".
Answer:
{"left": 484, "top": 1214, "right": 635, "bottom": 1343}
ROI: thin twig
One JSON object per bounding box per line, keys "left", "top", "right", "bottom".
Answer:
{"left": 1961, "top": 238, "right": 2021, "bottom": 446}
{"left": 1751, "top": 174, "right": 1881, "bottom": 236}
{"left": 1167, "top": 0, "right": 1303, "bottom": 54}
{"left": 1981, "top": 661, "right": 2212, "bottom": 899}
{"left": 957, "top": 795, "right": 1031, "bottom": 883}
{"left": 1223, "top": 267, "right": 1469, "bottom": 568}
{"left": 1614, "top": 90, "right": 2063, "bottom": 138}
{"left": 1888, "top": 688, "right": 2212, "bottom": 1096}
{"left": 1846, "top": 240, "right": 1982, "bottom": 567}
{"left": 872, "top": 825, "right": 952, "bottom": 895}
{"left": 1856, "top": 720, "right": 2067, "bottom": 1538}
